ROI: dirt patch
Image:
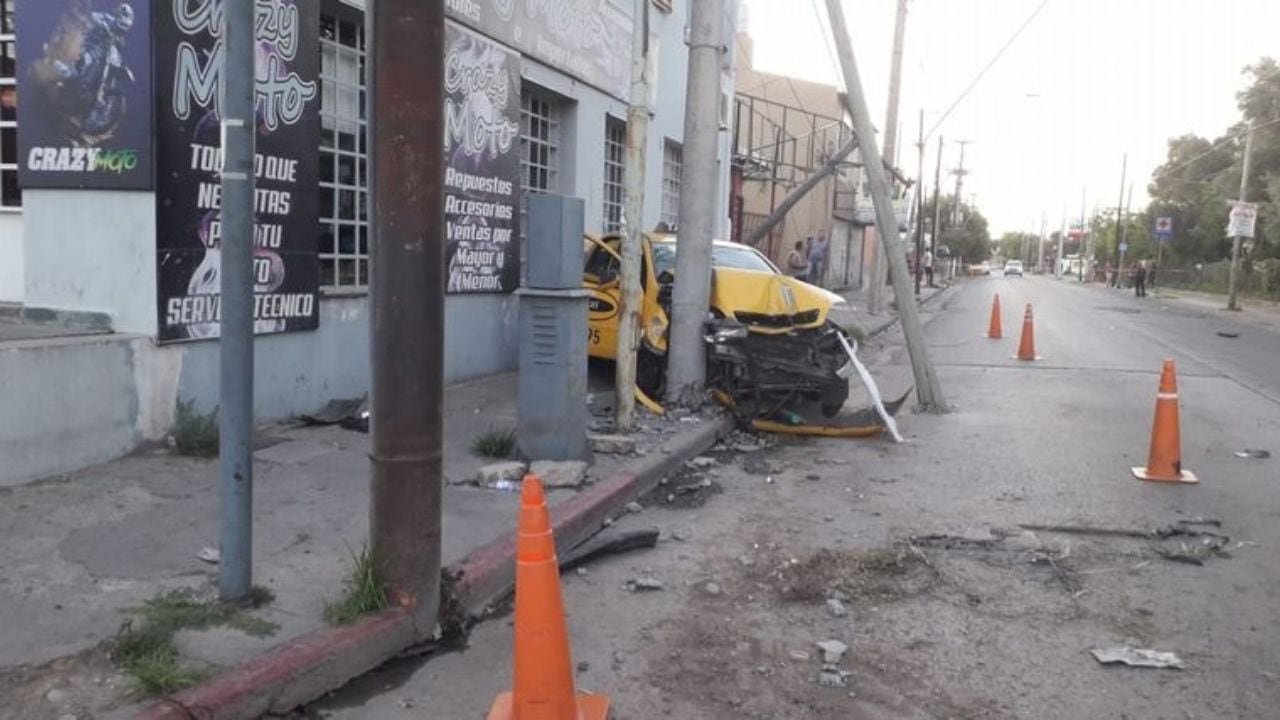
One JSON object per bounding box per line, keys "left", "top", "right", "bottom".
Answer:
{"left": 751, "top": 547, "right": 939, "bottom": 604}
{"left": 639, "top": 463, "right": 725, "bottom": 510}
{"left": 0, "top": 644, "right": 136, "bottom": 720}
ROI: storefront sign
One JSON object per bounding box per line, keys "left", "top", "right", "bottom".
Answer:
{"left": 444, "top": 22, "right": 522, "bottom": 294}
{"left": 446, "top": 0, "right": 630, "bottom": 101}
{"left": 153, "top": 0, "right": 320, "bottom": 343}
{"left": 15, "top": 0, "right": 154, "bottom": 190}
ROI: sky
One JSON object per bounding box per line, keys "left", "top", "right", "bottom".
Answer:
{"left": 741, "top": 0, "right": 1280, "bottom": 236}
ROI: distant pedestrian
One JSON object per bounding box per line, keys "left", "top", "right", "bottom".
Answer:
{"left": 807, "top": 233, "right": 829, "bottom": 286}
{"left": 786, "top": 240, "right": 809, "bottom": 279}
{"left": 923, "top": 248, "right": 935, "bottom": 287}
{"left": 1133, "top": 260, "right": 1148, "bottom": 298}
{"left": 1148, "top": 262, "right": 1158, "bottom": 288}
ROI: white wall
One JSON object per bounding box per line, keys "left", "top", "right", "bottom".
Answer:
{"left": 0, "top": 213, "right": 22, "bottom": 302}
{"left": 22, "top": 190, "right": 156, "bottom": 333}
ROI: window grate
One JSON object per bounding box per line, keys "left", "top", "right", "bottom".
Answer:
{"left": 603, "top": 117, "right": 625, "bottom": 233}
{"left": 317, "top": 10, "right": 368, "bottom": 288}
{"left": 661, "top": 140, "right": 682, "bottom": 228}
{"left": 0, "top": 0, "right": 20, "bottom": 208}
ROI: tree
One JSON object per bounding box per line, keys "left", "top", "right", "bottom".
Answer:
{"left": 920, "top": 195, "right": 991, "bottom": 263}
{"left": 997, "top": 231, "right": 1039, "bottom": 263}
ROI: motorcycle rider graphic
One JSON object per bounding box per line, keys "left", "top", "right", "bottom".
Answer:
{"left": 51, "top": 3, "right": 135, "bottom": 144}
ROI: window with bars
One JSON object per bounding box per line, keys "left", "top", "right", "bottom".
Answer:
{"left": 0, "top": 0, "right": 19, "bottom": 208}
{"left": 318, "top": 9, "right": 368, "bottom": 289}
{"left": 660, "top": 140, "right": 682, "bottom": 228}
{"left": 602, "top": 117, "right": 625, "bottom": 233}
{"left": 520, "top": 92, "right": 561, "bottom": 197}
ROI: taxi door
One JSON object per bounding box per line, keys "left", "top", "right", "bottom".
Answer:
{"left": 583, "top": 235, "right": 623, "bottom": 360}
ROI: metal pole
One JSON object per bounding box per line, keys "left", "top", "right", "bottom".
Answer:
{"left": 1078, "top": 186, "right": 1086, "bottom": 281}
{"left": 931, "top": 135, "right": 943, "bottom": 277}
{"left": 743, "top": 137, "right": 857, "bottom": 248}
{"left": 868, "top": 0, "right": 909, "bottom": 315}
{"left": 951, "top": 141, "right": 968, "bottom": 227}
{"left": 666, "top": 0, "right": 724, "bottom": 403}
{"left": 369, "top": 0, "right": 444, "bottom": 633}
{"left": 1057, "top": 206, "right": 1066, "bottom": 278}
{"left": 824, "top": 0, "right": 947, "bottom": 413}
{"left": 615, "top": 0, "right": 653, "bottom": 431}
{"left": 1228, "top": 120, "right": 1254, "bottom": 311}
{"left": 1115, "top": 154, "right": 1127, "bottom": 283}
{"left": 1037, "top": 211, "right": 1046, "bottom": 273}
{"left": 913, "top": 109, "right": 924, "bottom": 295}
{"left": 217, "top": 0, "right": 256, "bottom": 602}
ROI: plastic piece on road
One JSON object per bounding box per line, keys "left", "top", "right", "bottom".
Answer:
{"left": 1090, "top": 647, "right": 1185, "bottom": 669}
{"left": 836, "top": 332, "right": 905, "bottom": 442}
{"left": 751, "top": 419, "right": 883, "bottom": 438}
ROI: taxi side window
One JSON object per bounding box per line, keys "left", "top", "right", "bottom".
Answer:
{"left": 585, "top": 243, "right": 621, "bottom": 283}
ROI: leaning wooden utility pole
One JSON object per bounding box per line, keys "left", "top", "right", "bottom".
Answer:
{"left": 615, "top": 0, "right": 655, "bottom": 431}
{"left": 743, "top": 137, "right": 858, "bottom": 248}
{"left": 824, "top": 0, "right": 947, "bottom": 413}
{"left": 369, "top": 0, "right": 445, "bottom": 636}
{"left": 868, "top": 0, "right": 909, "bottom": 314}
{"left": 666, "top": 0, "right": 724, "bottom": 404}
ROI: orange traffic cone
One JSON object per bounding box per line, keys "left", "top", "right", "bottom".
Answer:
{"left": 986, "top": 294, "right": 1003, "bottom": 339}
{"left": 1132, "top": 359, "right": 1198, "bottom": 484}
{"left": 1012, "top": 303, "right": 1040, "bottom": 361}
{"left": 487, "top": 477, "right": 610, "bottom": 720}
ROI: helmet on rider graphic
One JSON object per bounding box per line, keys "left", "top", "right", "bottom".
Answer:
{"left": 114, "top": 3, "right": 135, "bottom": 32}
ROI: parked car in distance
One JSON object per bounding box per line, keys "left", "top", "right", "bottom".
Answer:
{"left": 968, "top": 261, "right": 992, "bottom": 276}
{"left": 1004, "top": 260, "right": 1024, "bottom": 277}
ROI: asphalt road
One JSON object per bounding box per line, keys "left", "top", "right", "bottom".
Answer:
{"left": 306, "top": 276, "right": 1280, "bottom": 719}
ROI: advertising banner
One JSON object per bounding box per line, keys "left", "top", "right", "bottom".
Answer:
{"left": 446, "top": 0, "right": 630, "bottom": 101}
{"left": 153, "top": 0, "right": 321, "bottom": 343}
{"left": 15, "top": 0, "right": 154, "bottom": 190}
{"left": 444, "top": 22, "right": 522, "bottom": 294}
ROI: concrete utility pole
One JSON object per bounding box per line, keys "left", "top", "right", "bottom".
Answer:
{"left": 1228, "top": 120, "right": 1254, "bottom": 311}
{"left": 1078, "top": 186, "right": 1086, "bottom": 282}
{"left": 931, "top": 135, "right": 943, "bottom": 270}
{"left": 1118, "top": 182, "right": 1133, "bottom": 274}
{"left": 615, "top": 0, "right": 654, "bottom": 431}
{"left": 218, "top": 0, "right": 256, "bottom": 602}
{"left": 867, "top": 0, "right": 909, "bottom": 315}
{"left": 369, "top": 0, "right": 445, "bottom": 634}
{"left": 743, "top": 137, "right": 858, "bottom": 248}
{"left": 824, "top": 0, "right": 947, "bottom": 413}
{"left": 1037, "top": 211, "right": 1046, "bottom": 272}
{"left": 666, "top": 0, "right": 724, "bottom": 403}
{"left": 913, "top": 108, "right": 924, "bottom": 295}
{"left": 950, "top": 140, "right": 970, "bottom": 227}
{"left": 1114, "top": 154, "right": 1127, "bottom": 278}
{"left": 1057, "top": 206, "right": 1066, "bottom": 278}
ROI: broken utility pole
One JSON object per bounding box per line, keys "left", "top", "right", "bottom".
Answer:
{"left": 615, "top": 0, "right": 655, "bottom": 432}
{"left": 868, "top": 0, "right": 909, "bottom": 314}
{"left": 824, "top": 0, "right": 948, "bottom": 413}
{"left": 369, "top": 0, "right": 445, "bottom": 636}
{"left": 666, "top": 0, "right": 724, "bottom": 404}
{"left": 742, "top": 136, "right": 858, "bottom": 248}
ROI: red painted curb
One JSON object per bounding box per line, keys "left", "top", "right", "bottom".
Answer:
{"left": 136, "top": 415, "right": 729, "bottom": 719}
{"left": 136, "top": 609, "right": 413, "bottom": 720}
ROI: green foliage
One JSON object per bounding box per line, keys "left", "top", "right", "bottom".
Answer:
{"left": 114, "top": 588, "right": 278, "bottom": 695}
{"left": 471, "top": 428, "right": 517, "bottom": 459}
{"left": 172, "top": 400, "right": 219, "bottom": 457}
{"left": 996, "top": 232, "right": 1040, "bottom": 263}
{"left": 323, "top": 543, "right": 388, "bottom": 625}
{"left": 921, "top": 194, "right": 992, "bottom": 263}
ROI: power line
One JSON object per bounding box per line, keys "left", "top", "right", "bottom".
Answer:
{"left": 1150, "top": 115, "right": 1280, "bottom": 183}
{"left": 808, "top": 0, "right": 843, "bottom": 91}
{"left": 925, "top": 0, "right": 1051, "bottom": 141}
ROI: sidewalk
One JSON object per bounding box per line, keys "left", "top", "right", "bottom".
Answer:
{"left": 1150, "top": 286, "right": 1280, "bottom": 333}
{"left": 829, "top": 281, "right": 950, "bottom": 339}
{"left": 0, "top": 372, "right": 725, "bottom": 718}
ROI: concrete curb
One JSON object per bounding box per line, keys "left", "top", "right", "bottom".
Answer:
{"left": 136, "top": 414, "right": 731, "bottom": 719}
{"left": 860, "top": 284, "right": 951, "bottom": 339}
{"left": 447, "top": 413, "right": 733, "bottom": 618}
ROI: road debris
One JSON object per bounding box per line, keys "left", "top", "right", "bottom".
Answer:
{"left": 625, "top": 576, "right": 665, "bottom": 592}
{"left": 1234, "top": 449, "right": 1271, "bottom": 459}
{"left": 789, "top": 650, "right": 811, "bottom": 662}
{"left": 1090, "top": 647, "right": 1185, "bottom": 669}
{"left": 197, "top": 546, "right": 221, "bottom": 564}
{"left": 477, "top": 461, "right": 527, "bottom": 488}
{"left": 817, "top": 670, "right": 852, "bottom": 688}
{"left": 589, "top": 434, "right": 636, "bottom": 455}
{"left": 1216, "top": 330, "right": 1240, "bottom": 338}
{"left": 624, "top": 501, "right": 644, "bottom": 514}
{"left": 701, "top": 581, "right": 723, "bottom": 597}
{"left": 815, "top": 640, "right": 848, "bottom": 664}
{"left": 826, "top": 598, "right": 848, "bottom": 618}
{"left": 560, "top": 528, "right": 659, "bottom": 572}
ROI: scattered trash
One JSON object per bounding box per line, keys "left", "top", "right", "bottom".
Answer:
{"left": 806, "top": 474, "right": 821, "bottom": 482}
{"left": 817, "top": 670, "right": 851, "bottom": 688}
{"left": 688, "top": 456, "right": 717, "bottom": 470}
{"left": 789, "top": 650, "right": 811, "bottom": 662}
{"left": 701, "top": 581, "right": 723, "bottom": 597}
{"left": 1234, "top": 449, "right": 1271, "bottom": 459}
{"left": 576, "top": 661, "right": 590, "bottom": 673}
{"left": 560, "top": 529, "right": 659, "bottom": 572}
{"left": 624, "top": 501, "right": 644, "bottom": 514}
{"left": 815, "top": 640, "right": 849, "bottom": 664}
{"left": 625, "top": 576, "right": 665, "bottom": 592}
{"left": 575, "top": 567, "right": 589, "bottom": 577}
{"left": 826, "top": 598, "right": 848, "bottom": 618}
{"left": 1216, "top": 331, "right": 1240, "bottom": 338}
{"left": 397, "top": 699, "right": 415, "bottom": 710}
{"left": 197, "top": 546, "right": 221, "bottom": 564}
{"left": 489, "top": 480, "right": 520, "bottom": 492}
{"left": 1090, "top": 647, "right": 1184, "bottom": 670}
{"left": 301, "top": 395, "right": 367, "bottom": 425}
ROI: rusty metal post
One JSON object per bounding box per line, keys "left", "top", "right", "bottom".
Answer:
{"left": 369, "top": 0, "right": 445, "bottom": 636}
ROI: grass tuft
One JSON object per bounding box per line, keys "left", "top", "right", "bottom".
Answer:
{"left": 323, "top": 543, "right": 389, "bottom": 625}
{"left": 471, "top": 428, "right": 517, "bottom": 459}
{"left": 113, "top": 588, "right": 278, "bottom": 696}
{"left": 172, "top": 400, "right": 219, "bottom": 457}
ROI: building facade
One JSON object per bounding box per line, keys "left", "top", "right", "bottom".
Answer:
{"left": 0, "top": 0, "right": 737, "bottom": 485}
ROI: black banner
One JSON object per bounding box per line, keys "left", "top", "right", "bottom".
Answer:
{"left": 444, "top": 22, "right": 521, "bottom": 294}
{"left": 154, "top": 0, "right": 320, "bottom": 343}
{"left": 446, "top": 0, "right": 630, "bottom": 101}
{"left": 15, "top": 0, "right": 154, "bottom": 190}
